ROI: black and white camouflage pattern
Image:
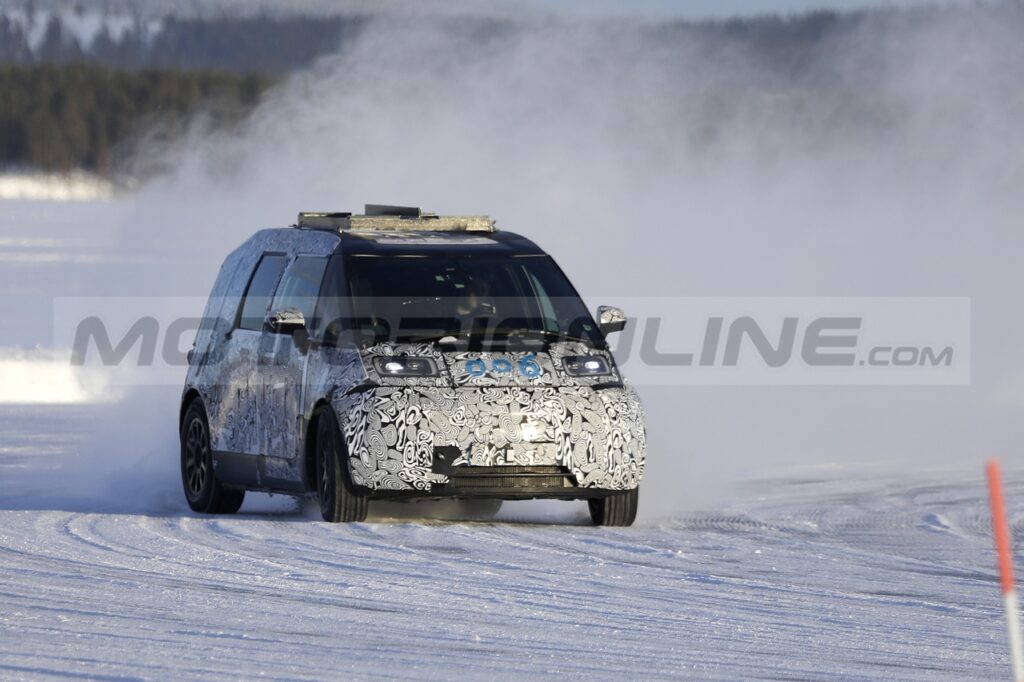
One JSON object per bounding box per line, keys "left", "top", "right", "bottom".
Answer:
{"left": 598, "top": 305, "right": 628, "bottom": 327}
{"left": 329, "top": 342, "right": 646, "bottom": 492}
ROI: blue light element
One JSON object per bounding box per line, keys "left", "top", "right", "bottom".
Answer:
{"left": 491, "top": 359, "right": 513, "bottom": 374}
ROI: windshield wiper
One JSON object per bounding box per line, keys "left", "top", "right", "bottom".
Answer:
{"left": 485, "top": 328, "right": 594, "bottom": 345}
{"left": 400, "top": 330, "right": 467, "bottom": 345}
{"left": 402, "top": 328, "right": 592, "bottom": 346}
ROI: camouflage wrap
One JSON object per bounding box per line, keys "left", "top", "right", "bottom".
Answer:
{"left": 330, "top": 342, "right": 646, "bottom": 492}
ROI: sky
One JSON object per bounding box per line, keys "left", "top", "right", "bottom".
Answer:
{"left": 531, "top": 0, "right": 975, "bottom": 18}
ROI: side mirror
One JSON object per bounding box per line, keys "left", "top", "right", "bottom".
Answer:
{"left": 596, "top": 305, "right": 627, "bottom": 335}
{"left": 267, "top": 308, "right": 310, "bottom": 351}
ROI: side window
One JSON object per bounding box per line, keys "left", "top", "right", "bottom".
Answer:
{"left": 238, "top": 254, "right": 287, "bottom": 331}
{"left": 312, "top": 254, "right": 346, "bottom": 343}
{"left": 271, "top": 256, "right": 328, "bottom": 325}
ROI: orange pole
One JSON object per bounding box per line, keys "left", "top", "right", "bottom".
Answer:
{"left": 987, "top": 459, "right": 1024, "bottom": 682}
{"left": 990, "top": 460, "right": 1017, "bottom": 595}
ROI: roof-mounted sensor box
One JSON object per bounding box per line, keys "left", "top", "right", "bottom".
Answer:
{"left": 297, "top": 205, "right": 494, "bottom": 232}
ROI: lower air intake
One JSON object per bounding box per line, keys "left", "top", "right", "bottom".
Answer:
{"left": 446, "top": 466, "right": 574, "bottom": 491}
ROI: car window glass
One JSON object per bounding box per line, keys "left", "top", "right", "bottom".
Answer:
{"left": 238, "top": 254, "right": 287, "bottom": 331}
{"left": 271, "top": 256, "right": 328, "bottom": 326}
{"left": 312, "top": 255, "right": 346, "bottom": 343}
{"left": 524, "top": 270, "right": 559, "bottom": 332}
{"left": 343, "top": 255, "right": 600, "bottom": 344}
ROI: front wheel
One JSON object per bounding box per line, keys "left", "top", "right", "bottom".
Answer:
{"left": 180, "top": 400, "right": 244, "bottom": 514}
{"left": 316, "top": 408, "right": 368, "bottom": 523}
{"left": 588, "top": 488, "right": 638, "bottom": 527}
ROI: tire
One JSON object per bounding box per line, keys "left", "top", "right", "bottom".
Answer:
{"left": 588, "top": 487, "right": 638, "bottom": 527}
{"left": 315, "top": 408, "right": 368, "bottom": 523}
{"left": 180, "top": 400, "right": 245, "bottom": 514}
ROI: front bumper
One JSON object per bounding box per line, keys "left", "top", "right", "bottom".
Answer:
{"left": 368, "top": 465, "right": 617, "bottom": 501}
{"left": 333, "top": 384, "right": 646, "bottom": 495}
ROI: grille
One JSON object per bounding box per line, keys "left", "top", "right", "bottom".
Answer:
{"left": 445, "top": 465, "right": 574, "bottom": 491}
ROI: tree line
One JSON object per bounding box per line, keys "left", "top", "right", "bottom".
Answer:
{"left": 0, "top": 13, "right": 367, "bottom": 74}
{"left": 0, "top": 64, "right": 273, "bottom": 173}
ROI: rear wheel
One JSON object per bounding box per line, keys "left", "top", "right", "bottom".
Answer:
{"left": 180, "top": 400, "right": 245, "bottom": 514}
{"left": 588, "top": 487, "right": 638, "bottom": 527}
{"left": 316, "top": 408, "right": 368, "bottom": 523}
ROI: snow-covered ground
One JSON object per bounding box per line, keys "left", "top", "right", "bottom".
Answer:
{"left": 0, "top": 403, "right": 1016, "bottom": 680}
{"left": 0, "top": 173, "right": 1021, "bottom": 677}
{"left": 0, "top": 193, "right": 1017, "bottom": 679}
{"left": 0, "top": 173, "right": 114, "bottom": 203}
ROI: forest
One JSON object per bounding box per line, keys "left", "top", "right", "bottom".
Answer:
{"left": 0, "top": 64, "right": 272, "bottom": 173}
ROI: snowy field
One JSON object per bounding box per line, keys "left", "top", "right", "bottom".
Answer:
{"left": 0, "top": 170, "right": 1021, "bottom": 678}
{"left": 0, "top": 195, "right": 1016, "bottom": 679}
{"left": 0, "top": 403, "right": 1017, "bottom": 680}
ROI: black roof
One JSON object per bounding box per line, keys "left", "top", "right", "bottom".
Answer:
{"left": 335, "top": 229, "right": 545, "bottom": 257}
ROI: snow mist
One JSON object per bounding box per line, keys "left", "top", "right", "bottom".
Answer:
{"left": 61, "top": 5, "right": 1024, "bottom": 519}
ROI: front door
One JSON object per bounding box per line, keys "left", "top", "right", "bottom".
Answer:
{"left": 212, "top": 252, "right": 288, "bottom": 458}
{"left": 257, "top": 255, "right": 329, "bottom": 463}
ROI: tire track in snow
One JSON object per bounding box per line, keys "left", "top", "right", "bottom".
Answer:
{"left": 0, "top": 411, "right": 1018, "bottom": 680}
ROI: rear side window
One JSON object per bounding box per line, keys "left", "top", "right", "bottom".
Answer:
{"left": 238, "top": 254, "right": 287, "bottom": 331}
{"left": 271, "top": 256, "right": 328, "bottom": 324}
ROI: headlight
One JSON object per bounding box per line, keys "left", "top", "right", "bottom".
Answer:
{"left": 562, "top": 355, "right": 612, "bottom": 376}
{"left": 373, "top": 356, "right": 439, "bottom": 377}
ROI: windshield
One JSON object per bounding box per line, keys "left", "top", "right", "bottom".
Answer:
{"left": 342, "top": 254, "right": 602, "bottom": 346}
